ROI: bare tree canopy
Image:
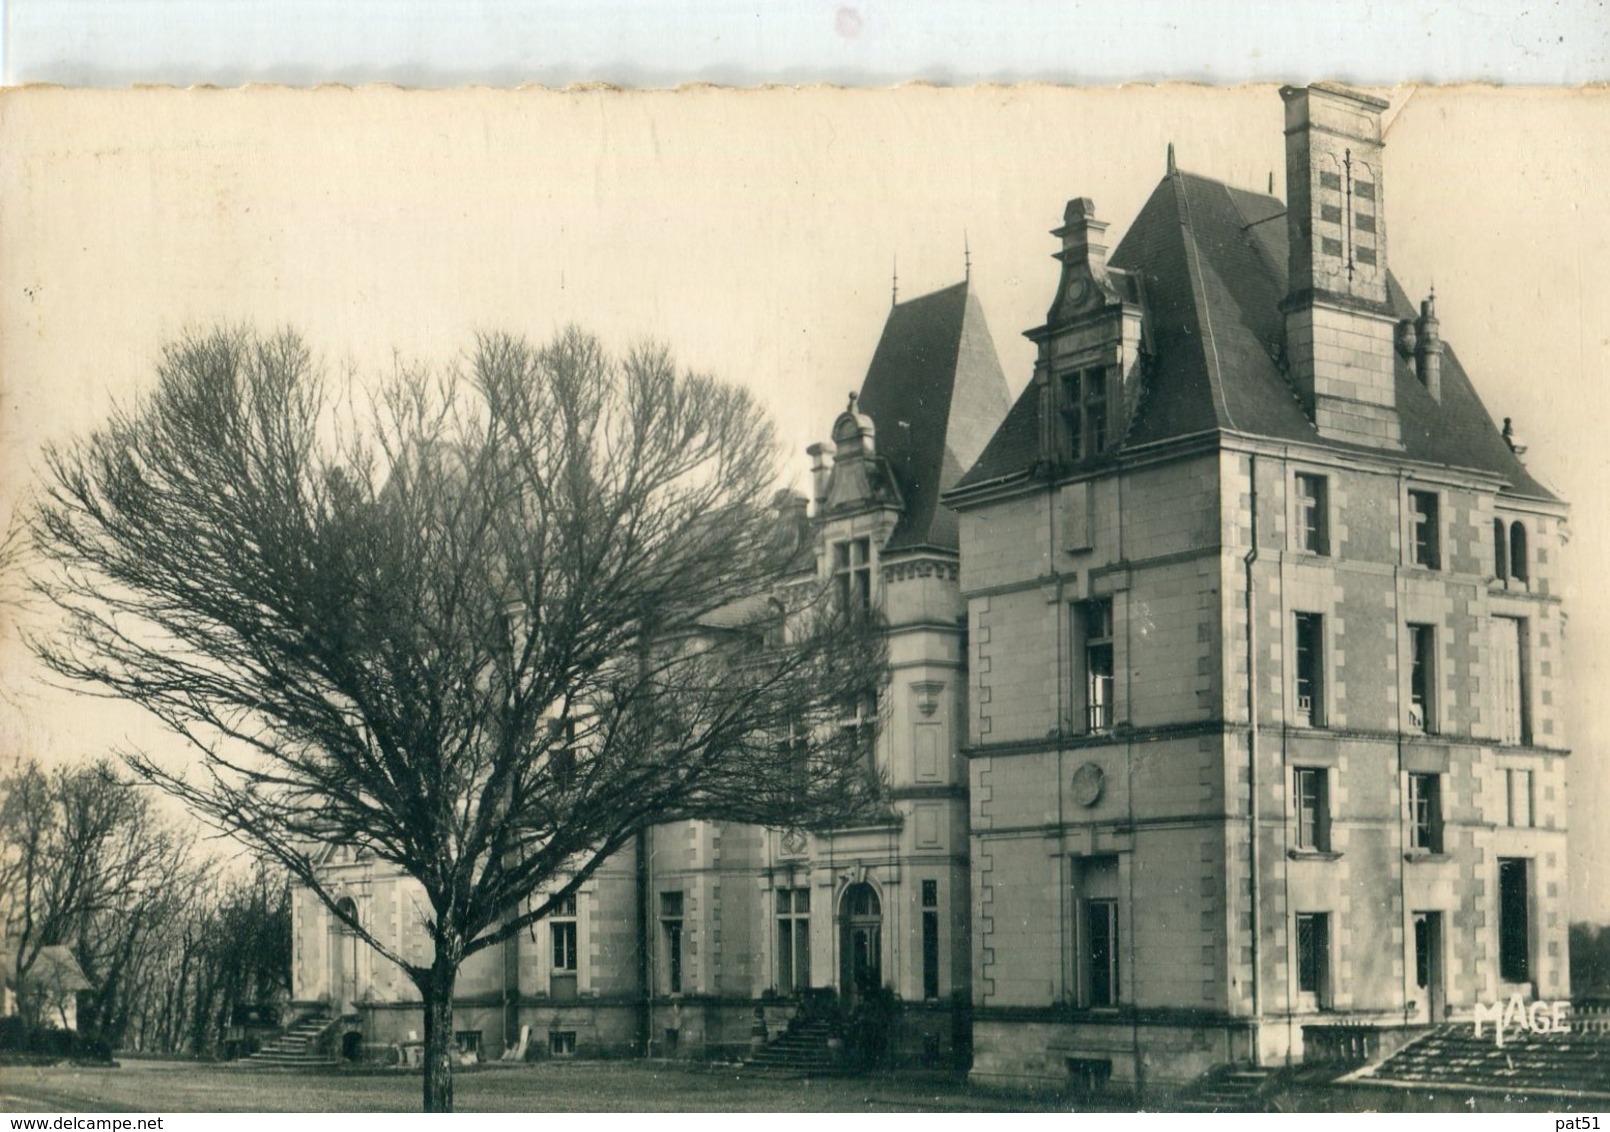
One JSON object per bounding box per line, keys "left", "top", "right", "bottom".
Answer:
{"left": 31, "top": 325, "right": 884, "bottom": 1109}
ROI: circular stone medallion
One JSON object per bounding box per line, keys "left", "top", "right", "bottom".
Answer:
{"left": 1071, "top": 761, "right": 1105, "bottom": 808}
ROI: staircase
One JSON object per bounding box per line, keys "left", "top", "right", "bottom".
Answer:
{"left": 1362, "top": 1022, "right": 1610, "bottom": 1099}
{"left": 744, "top": 1015, "right": 840, "bottom": 1074}
{"left": 1177, "top": 1067, "right": 1275, "bottom": 1112}
{"left": 240, "top": 1010, "right": 342, "bottom": 1069}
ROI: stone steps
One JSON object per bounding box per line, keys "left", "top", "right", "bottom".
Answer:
{"left": 1178, "top": 1068, "right": 1275, "bottom": 1112}
{"left": 744, "top": 1018, "right": 840, "bottom": 1074}
{"left": 239, "top": 1012, "right": 341, "bottom": 1069}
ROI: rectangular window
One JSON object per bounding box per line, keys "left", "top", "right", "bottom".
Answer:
{"left": 1072, "top": 855, "right": 1121, "bottom": 1007}
{"left": 1498, "top": 858, "right": 1531, "bottom": 984}
{"left": 1492, "top": 617, "right": 1530, "bottom": 745}
{"left": 921, "top": 880, "right": 940, "bottom": 1001}
{"left": 1294, "top": 767, "right": 1331, "bottom": 852}
{"left": 1296, "top": 913, "right": 1331, "bottom": 1008}
{"left": 660, "top": 892, "right": 685, "bottom": 995}
{"left": 775, "top": 888, "right": 811, "bottom": 995}
{"left": 1506, "top": 768, "right": 1534, "bottom": 828}
{"left": 549, "top": 1030, "right": 576, "bottom": 1057}
{"left": 1294, "top": 612, "right": 1325, "bottom": 727}
{"left": 455, "top": 1031, "right": 482, "bottom": 1057}
{"left": 1410, "top": 490, "right": 1441, "bottom": 570}
{"left": 833, "top": 537, "right": 872, "bottom": 614}
{"left": 1086, "top": 900, "right": 1119, "bottom": 1007}
{"left": 1409, "top": 773, "right": 1442, "bottom": 853}
{"left": 1295, "top": 473, "right": 1330, "bottom": 555}
{"left": 1408, "top": 624, "right": 1436, "bottom": 734}
{"left": 1080, "top": 598, "right": 1115, "bottom": 732}
{"left": 1060, "top": 366, "right": 1109, "bottom": 461}
{"left": 840, "top": 691, "right": 879, "bottom": 782}
{"left": 550, "top": 896, "right": 578, "bottom": 972}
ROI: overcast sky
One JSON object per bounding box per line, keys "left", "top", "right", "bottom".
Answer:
{"left": 2, "top": 84, "right": 1606, "bottom": 919}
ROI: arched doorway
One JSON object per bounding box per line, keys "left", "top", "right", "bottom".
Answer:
{"left": 838, "top": 883, "right": 882, "bottom": 1006}
{"left": 329, "top": 896, "right": 360, "bottom": 1014}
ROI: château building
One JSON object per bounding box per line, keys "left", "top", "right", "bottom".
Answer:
{"left": 290, "top": 83, "right": 1571, "bottom": 1092}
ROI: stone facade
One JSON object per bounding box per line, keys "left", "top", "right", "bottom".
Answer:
{"left": 947, "top": 82, "right": 1570, "bottom": 1093}
{"left": 291, "top": 83, "right": 1572, "bottom": 1093}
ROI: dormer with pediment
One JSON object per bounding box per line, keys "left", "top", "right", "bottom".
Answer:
{"left": 1027, "top": 198, "right": 1149, "bottom": 471}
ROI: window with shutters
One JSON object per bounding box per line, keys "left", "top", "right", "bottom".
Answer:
{"left": 1295, "top": 472, "right": 1330, "bottom": 555}
{"left": 1294, "top": 767, "right": 1331, "bottom": 852}
{"left": 1491, "top": 617, "right": 1530, "bottom": 746}
{"left": 1408, "top": 773, "right": 1442, "bottom": 853}
{"left": 1409, "top": 490, "right": 1441, "bottom": 570}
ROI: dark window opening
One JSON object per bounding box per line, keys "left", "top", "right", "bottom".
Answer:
{"left": 660, "top": 892, "right": 685, "bottom": 995}
{"left": 834, "top": 537, "right": 872, "bottom": 614}
{"left": 1086, "top": 899, "right": 1119, "bottom": 1007}
{"left": 1081, "top": 598, "right": 1115, "bottom": 732}
{"left": 549, "top": 1030, "right": 576, "bottom": 1056}
{"left": 1494, "top": 519, "right": 1509, "bottom": 580}
{"left": 1060, "top": 366, "right": 1109, "bottom": 461}
{"left": 1410, "top": 490, "right": 1441, "bottom": 570}
{"left": 1498, "top": 858, "right": 1531, "bottom": 984}
{"left": 1409, "top": 623, "right": 1436, "bottom": 734}
{"left": 1294, "top": 612, "right": 1325, "bottom": 726}
{"left": 921, "top": 880, "right": 940, "bottom": 1001}
{"left": 1296, "top": 913, "right": 1331, "bottom": 1007}
{"left": 775, "top": 887, "right": 811, "bottom": 995}
{"left": 1510, "top": 521, "right": 1529, "bottom": 583}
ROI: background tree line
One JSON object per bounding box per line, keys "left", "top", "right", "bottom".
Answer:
{"left": 0, "top": 757, "right": 290, "bottom": 1057}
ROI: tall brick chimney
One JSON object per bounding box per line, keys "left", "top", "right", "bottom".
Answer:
{"left": 1281, "top": 83, "right": 1404, "bottom": 449}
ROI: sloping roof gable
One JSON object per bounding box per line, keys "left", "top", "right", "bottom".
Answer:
{"left": 953, "top": 171, "right": 1554, "bottom": 502}
{"left": 854, "top": 281, "right": 1013, "bottom": 550}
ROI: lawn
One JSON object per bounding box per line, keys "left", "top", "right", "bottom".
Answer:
{"left": 0, "top": 1058, "right": 1074, "bottom": 1113}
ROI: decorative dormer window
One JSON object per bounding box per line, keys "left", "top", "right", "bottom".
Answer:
{"left": 1060, "top": 366, "right": 1109, "bottom": 462}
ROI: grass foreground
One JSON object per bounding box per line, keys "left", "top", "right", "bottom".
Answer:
{"left": 0, "top": 1057, "right": 1075, "bottom": 1113}
{"left": 1, "top": 1056, "right": 1596, "bottom": 1114}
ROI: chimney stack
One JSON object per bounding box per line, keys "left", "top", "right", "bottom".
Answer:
{"left": 1279, "top": 83, "right": 1404, "bottom": 449}
{"left": 1053, "top": 198, "right": 1110, "bottom": 284}
{"left": 807, "top": 442, "right": 832, "bottom": 508}
{"left": 1414, "top": 292, "right": 1442, "bottom": 401}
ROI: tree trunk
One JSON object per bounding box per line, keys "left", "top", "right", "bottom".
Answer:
{"left": 420, "top": 952, "right": 459, "bottom": 1113}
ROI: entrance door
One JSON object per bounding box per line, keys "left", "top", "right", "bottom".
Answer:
{"left": 839, "top": 883, "right": 882, "bottom": 1006}
{"left": 1412, "top": 911, "right": 1444, "bottom": 1024}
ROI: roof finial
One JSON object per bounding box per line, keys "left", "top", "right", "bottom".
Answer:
{"left": 847, "top": 390, "right": 859, "bottom": 413}
{"left": 964, "top": 230, "right": 971, "bottom": 282}
{"left": 1166, "top": 141, "right": 1176, "bottom": 175}
{"left": 891, "top": 254, "right": 898, "bottom": 308}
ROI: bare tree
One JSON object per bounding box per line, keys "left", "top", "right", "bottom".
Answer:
{"left": 0, "top": 758, "right": 183, "bottom": 1039}
{"left": 32, "top": 326, "right": 883, "bottom": 1109}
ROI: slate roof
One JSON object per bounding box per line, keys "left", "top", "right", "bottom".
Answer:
{"left": 853, "top": 281, "right": 1013, "bottom": 551}
{"left": 953, "top": 171, "right": 1555, "bottom": 502}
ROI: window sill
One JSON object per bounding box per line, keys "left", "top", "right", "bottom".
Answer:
{"left": 1403, "top": 850, "right": 1450, "bottom": 862}
{"left": 1287, "top": 849, "right": 1342, "bottom": 861}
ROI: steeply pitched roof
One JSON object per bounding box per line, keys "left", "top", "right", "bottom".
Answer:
{"left": 953, "top": 171, "right": 1555, "bottom": 502}
{"left": 853, "top": 281, "right": 1013, "bottom": 551}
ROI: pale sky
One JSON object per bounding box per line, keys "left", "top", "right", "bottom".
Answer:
{"left": 2, "top": 85, "right": 1607, "bottom": 919}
